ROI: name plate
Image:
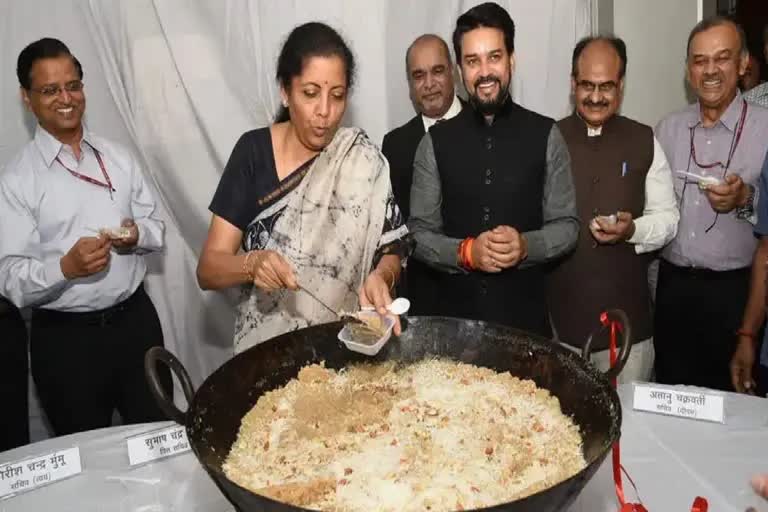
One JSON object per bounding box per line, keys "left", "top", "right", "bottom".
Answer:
{"left": 633, "top": 384, "right": 725, "bottom": 423}
{"left": 126, "top": 425, "right": 190, "bottom": 466}
{"left": 0, "top": 447, "right": 82, "bottom": 500}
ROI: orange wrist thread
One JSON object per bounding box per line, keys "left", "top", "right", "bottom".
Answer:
{"left": 457, "top": 237, "right": 475, "bottom": 270}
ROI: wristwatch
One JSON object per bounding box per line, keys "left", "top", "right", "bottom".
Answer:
{"left": 736, "top": 184, "right": 756, "bottom": 220}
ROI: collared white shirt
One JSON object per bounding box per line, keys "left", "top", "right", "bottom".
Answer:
{"left": 421, "top": 95, "right": 463, "bottom": 132}
{"left": 586, "top": 122, "right": 679, "bottom": 254}
{"left": 0, "top": 125, "right": 164, "bottom": 311}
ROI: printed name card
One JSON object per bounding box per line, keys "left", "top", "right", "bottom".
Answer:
{"left": 126, "top": 425, "right": 190, "bottom": 466}
{"left": 0, "top": 447, "right": 82, "bottom": 499}
{"left": 633, "top": 384, "right": 725, "bottom": 423}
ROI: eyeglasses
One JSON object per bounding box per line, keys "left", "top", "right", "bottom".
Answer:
{"left": 686, "top": 100, "right": 747, "bottom": 177}
{"left": 680, "top": 99, "right": 747, "bottom": 232}
{"left": 688, "top": 127, "right": 727, "bottom": 171}
{"left": 575, "top": 80, "right": 618, "bottom": 94}
{"left": 29, "top": 80, "right": 84, "bottom": 98}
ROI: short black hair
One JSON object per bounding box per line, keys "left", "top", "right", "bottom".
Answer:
{"left": 17, "top": 38, "right": 83, "bottom": 90}
{"left": 571, "top": 36, "right": 628, "bottom": 79}
{"left": 274, "top": 22, "right": 356, "bottom": 123}
{"left": 686, "top": 16, "right": 747, "bottom": 61}
{"left": 452, "top": 2, "right": 515, "bottom": 64}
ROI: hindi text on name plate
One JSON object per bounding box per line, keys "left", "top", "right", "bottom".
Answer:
{"left": 633, "top": 384, "right": 725, "bottom": 423}
{"left": 126, "top": 425, "right": 191, "bottom": 466}
{"left": 0, "top": 447, "right": 82, "bottom": 500}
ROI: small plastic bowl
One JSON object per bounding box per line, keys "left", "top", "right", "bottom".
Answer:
{"left": 337, "top": 311, "right": 395, "bottom": 356}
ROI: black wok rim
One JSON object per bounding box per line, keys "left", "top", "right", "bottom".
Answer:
{"left": 185, "top": 316, "right": 623, "bottom": 511}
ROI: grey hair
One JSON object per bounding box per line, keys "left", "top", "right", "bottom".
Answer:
{"left": 686, "top": 16, "right": 748, "bottom": 61}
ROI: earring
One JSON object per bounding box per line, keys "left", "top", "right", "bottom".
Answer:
{"left": 282, "top": 100, "right": 288, "bottom": 108}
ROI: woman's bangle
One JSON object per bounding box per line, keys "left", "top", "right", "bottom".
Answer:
{"left": 243, "top": 251, "right": 255, "bottom": 281}
{"left": 377, "top": 267, "right": 396, "bottom": 291}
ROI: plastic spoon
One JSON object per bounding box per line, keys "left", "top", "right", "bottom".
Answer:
{"left": 361, "top": 297, "right": 411, "bottom": 315}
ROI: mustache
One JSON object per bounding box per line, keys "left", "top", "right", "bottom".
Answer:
{"left": 582, "top": 100, "right": 609, "bottom": 108}
{"left": 474, "top": 75, "right": 501, "bottom": 89}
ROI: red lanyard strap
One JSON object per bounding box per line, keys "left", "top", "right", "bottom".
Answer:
{"left": 602, "top": 312, "right": 708, "bottom": 512}
{"left": 55, "top": 141, "right": 115, "bottom": 198}
{"left": 688, "top": 99, "right": 748, "bottom": 172}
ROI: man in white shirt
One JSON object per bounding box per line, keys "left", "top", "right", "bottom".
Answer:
{"left": 549, "top": 36, "right": 679, "bottom": 383}
{"left": 382, "top": 34, "right": 464, "bottom": 315}
{"left": 0, "top": 38, "right": 170, "bottom": 436}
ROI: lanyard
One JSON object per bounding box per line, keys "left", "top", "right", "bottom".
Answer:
{"left": 55, "top": 141, "right": 115, "bottom": 200}
{"left": 688, "top": 99, "right": 748, "bottom": 173}
{"left": 681, "top": 99, "right": 748, "bottom": 233}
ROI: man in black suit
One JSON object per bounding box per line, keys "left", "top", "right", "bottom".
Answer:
{"left": 382, "top": 34, "right": 464, "bottom": 314}
{"left": 383, "top": 34, "right": 463, "bottom": 219}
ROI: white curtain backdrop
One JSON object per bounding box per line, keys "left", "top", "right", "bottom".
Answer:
{"left": 0, "top": 0, "right": 590, "bottom": 435}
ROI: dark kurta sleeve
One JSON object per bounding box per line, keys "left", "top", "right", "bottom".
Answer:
{"left": 373, "top": 188, "right": 412, "bottom": 266}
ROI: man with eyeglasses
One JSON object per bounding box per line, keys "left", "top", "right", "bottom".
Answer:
{"left": 0, "top": 38, "right": 171, "bottom": 436}
{"left": 549, "top": 36, "right": 679, "bottom": 384}
{"left": 654, "top": 17, "right": 768, "bottom": 391}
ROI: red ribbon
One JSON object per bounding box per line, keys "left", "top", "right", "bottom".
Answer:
{"left": 601, "top": 312, "right": 707, "bottom": 512}
{"left": 690, "top": 497, "right": 708, "bottom": 512}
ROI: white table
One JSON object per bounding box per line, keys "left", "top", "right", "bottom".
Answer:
{"left": 1, "top": 385, "right": 766, "bottom": 512}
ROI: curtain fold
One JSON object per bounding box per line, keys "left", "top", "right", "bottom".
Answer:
{"left": 0, "top": 0, "right": 589, "bottom": 436}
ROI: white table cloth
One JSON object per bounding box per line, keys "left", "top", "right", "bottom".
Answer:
{"left": 1, "top": 385, "right": 766, "bottom": 511}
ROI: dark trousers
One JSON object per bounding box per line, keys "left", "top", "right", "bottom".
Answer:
{"left": 654, "top": 260, "right": 750, "bottom": 391}
{"left": 30, "top": 285, "right": 171, "bottom": 436}
{"left": 0, "top": 299, "right": 29, "bottom": 451}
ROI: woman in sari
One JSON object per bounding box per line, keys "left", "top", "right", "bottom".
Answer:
{"left": 197, "top": 22, "right": 409, "bottom": 353}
